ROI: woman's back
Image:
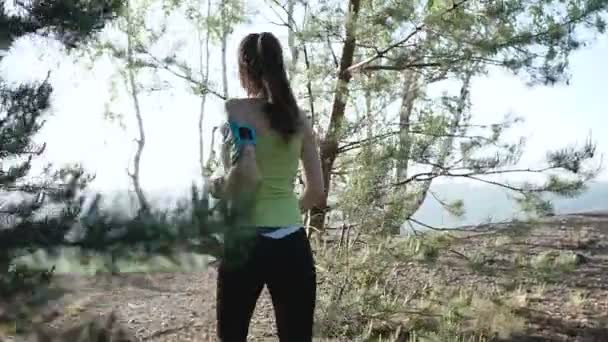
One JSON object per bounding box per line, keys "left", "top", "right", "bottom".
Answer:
{"left": 224, "top": 98, "right": 304, "bottom": 227}
{"left": 253, "top": 130, "right": 303, "bottom": 226}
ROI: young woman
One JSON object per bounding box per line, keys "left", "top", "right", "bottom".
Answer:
{"left": 209, "top": 32, "right": 324, "bottom": 342}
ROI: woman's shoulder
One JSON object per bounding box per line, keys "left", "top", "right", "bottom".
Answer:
{"left": 224, "top": 97, "right": 248, "bottom": 106}
{"left": 224, "top": 97, "right": 265, "bottom": 110}
{"left": 224, "top": 98, "right": 265, "bottom": 122}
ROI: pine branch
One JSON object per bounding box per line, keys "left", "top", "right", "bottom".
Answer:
{"left": 0, "top": 0, "right": 123, "bottom": 48}
{"left": 343, "top": 0, "right": 471, "bottom": 75}
{"left": 392, "top": 167, "right": 559, "bottom": 188}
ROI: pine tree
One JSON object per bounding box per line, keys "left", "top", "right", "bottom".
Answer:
{"left": 0, "top": 0, "right": 124, "bottom": 285}
{"left": 0, "top": 1, "right": 243, "bottom": 283}
{"left": 268, "top": 0, "right": 608, "bottom": 232}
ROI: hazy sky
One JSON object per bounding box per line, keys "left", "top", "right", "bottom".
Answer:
{"left": 1, "top": 4, "right": 607, "bottom": 195}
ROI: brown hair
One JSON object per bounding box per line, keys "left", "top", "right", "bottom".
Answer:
{"left": 238, "top": 32, "right": 300, "bottom": 141}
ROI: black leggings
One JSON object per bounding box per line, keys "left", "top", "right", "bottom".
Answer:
{"left": 216, "top": 228, "right": 316, "bottom": 342}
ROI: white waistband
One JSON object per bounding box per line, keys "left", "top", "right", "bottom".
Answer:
{"left": 259, "top": 225, "right": 302, "bottom": 239}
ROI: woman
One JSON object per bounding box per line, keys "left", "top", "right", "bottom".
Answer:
{"left": 209, "top": 32, "right": 324, "bottom": 342}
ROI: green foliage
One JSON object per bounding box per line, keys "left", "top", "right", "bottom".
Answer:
{"left": 0, "top": 80, "right": 96, "bottom": 267}
{"left": 0, "top": 189, "right": 264, "bottom": 337}
{"left": 338, "top": 142, "right": 398, "bottom": 232}
{"left": 0, "top": 0, "right": 261, "bottom": 283}
{"left": 274, "top": 0, "right": 607, "bottom": 231}
{"left": 0, "top": 81, "right": 51, "bottom": 184}
{"left": 0, "top": 263, "right": 54, "bottom": 299}
{"left": 0, "top": 0, "right": 124, "bottom": 48}
{"left": 0, "top": 3, "right": 131, "bottom": 316}
{"left": 0, "top": 0, "right": 121, "bottom": 275}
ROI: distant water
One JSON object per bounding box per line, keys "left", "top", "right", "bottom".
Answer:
{"left": 410, "top": 181, "right": 608, "bottom": 229}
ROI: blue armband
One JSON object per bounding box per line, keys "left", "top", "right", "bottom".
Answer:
{"left": 228, "top": 121, "right": 256, "bottom": 147}
{"left": 226, "top": 121, "right": 257, "bottom": 165}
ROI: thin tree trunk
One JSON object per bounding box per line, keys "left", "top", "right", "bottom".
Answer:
{"left": 287, "top": 0, "right": 298, "bottom": 79}
{"left": 388, "top": 71, "right": 421, "bottom": 234}
{"left": 220, "top": 0, "right": 229, "bottom": 99}
{"left": 364, "top": 86, "right": 373, "bottom": 142}
{"left": 390, "top": 70, "right": 419, "bottom": 235}
{"left": 309, "top": 0, "right": 361, "bottom": 231}
{"left": 408, "top": 71, "right": 472, "bottom": 216}
{"left": 301, "top": 4, "right": 315, "bottom": 123}
{"left": 199, "top": 0, "right": 211, "bottom": 179}
{"left": 285, "top": 1, "right": 313, "bottom": 236}
{"left": 302, "top": 45, "right": 315, "bottom": 124}
{"left": 205, "top": 126, "right": 218, "bottom": 171}
{"left": 396, "top": 71, "right": 420, "bottom": 184}
{"left": 125, "top": 1, "right": 150, "bottom": 215}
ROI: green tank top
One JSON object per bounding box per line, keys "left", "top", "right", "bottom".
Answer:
{"left": 247, "top": 131, "right": 303, "bottom": 227}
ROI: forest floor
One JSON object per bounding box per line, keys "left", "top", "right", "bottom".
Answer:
{"left": 2, "top": 213, "right": 608, "bottom": 341}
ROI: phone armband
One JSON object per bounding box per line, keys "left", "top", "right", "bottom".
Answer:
{"left": 225, "top": 121, "right": 257, "bottom": 165}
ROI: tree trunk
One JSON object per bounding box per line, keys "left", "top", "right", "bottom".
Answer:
{"left": 309, "top": 0, "right": 361, "bottom": 231}
{"left": 125, "top": 2, "right": 150, "bottom": 215}
{"left": 378, "top": 71, "right": 422, "bottom": 234}
{"left": 408, "top": 71, "right": 472, "bottom": 216}
{"left": 365, "top": 88, "right": 372, "bottom": 141}
{"left": 198, "top": 0, "right": 212, "bottom": 179}
{"left": 287, "top": 0, "right": 298, "bottom": 79}
{"left": 396, "top": 70, "right": 420, "bottom": 183}
{"left": 220, "top": 0, "right": 229, "bottom": 99}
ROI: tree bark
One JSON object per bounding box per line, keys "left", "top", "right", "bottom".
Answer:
{"left": 287, "top": 0, "right": 298, "bottom": 79}
{"left": 198, "top": 0, "right": 212, "bottom": 179}
{"left": 309, "top": 0, "right": 361, "bottom": 231}
{"left": 396, "top": 70, "right": 421, "bottom": 184}
{"left": 125, "top": 2, "right": 150, "bottom": 215}
{"left": 408, "top": 71, "right": 472, "bottom": 217}
{"left": 220, "top": 0, "right": 229, "bottom": 99}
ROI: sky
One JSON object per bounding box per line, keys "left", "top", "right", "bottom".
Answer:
{"left": 1, "top": 2, "right": 607, "bottom": 197}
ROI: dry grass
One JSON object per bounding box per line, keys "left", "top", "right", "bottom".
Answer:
{"left": 312, "top": 216, "right": 608, "bottom": 341}
{"left": 313, "top": 233, "right": 529, "bottom": 341}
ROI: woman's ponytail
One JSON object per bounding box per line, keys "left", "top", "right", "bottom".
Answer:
{"left": 256, "top": 32, "right": 300, "bottom": 141}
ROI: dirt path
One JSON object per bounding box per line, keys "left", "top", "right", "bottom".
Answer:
{"left": 22, "top": 270, "right": 281, "bottom": 341}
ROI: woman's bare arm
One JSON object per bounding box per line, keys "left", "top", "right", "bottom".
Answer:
{"left": 209, "top": 101, "right": 260, "bottom": 199}
{"left": 223, "top": 145, "right": 259, "bottom": 198}
{"left": 299, "top": 117, "right": 325, "bottom": 211}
